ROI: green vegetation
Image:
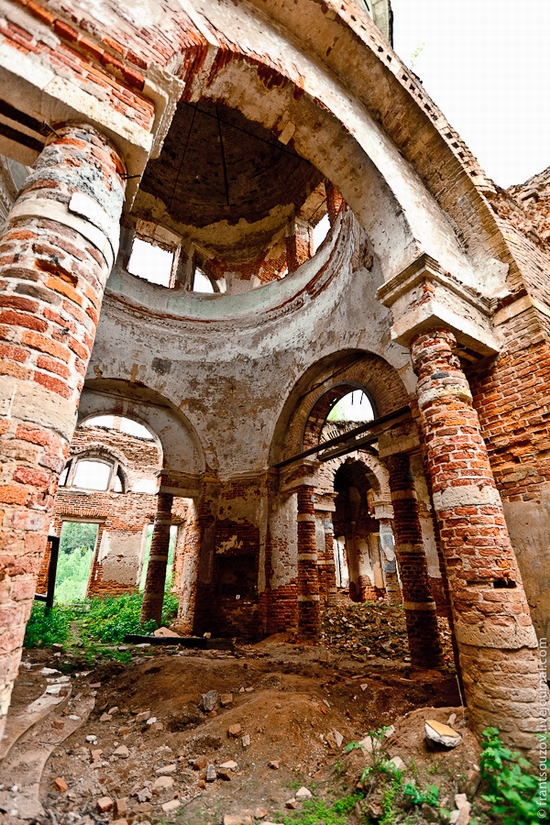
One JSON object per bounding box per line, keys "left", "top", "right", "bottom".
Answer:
{"left": 55, "top": 521, "right": 99, "bottom": 603}
{"left": 24, "top": 589, "right": 179, "bottom": 662}
{"left": 480, "top": 727, "right": 550, "bottom": 825}
{"left": 282, "top": 793, "right": 361, "bottom": 825}
{"left": 139, "top": 525, "right": 177, "bottom": 590}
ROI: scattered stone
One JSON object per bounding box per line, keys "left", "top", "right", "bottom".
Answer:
{"left": 228, "top": 723, "right": 242, "bottom": 737}
{"left": 296, "top": 787, "right": 312, "bottom": 800}
{"left": 153, "top": 776, "right": 174, "bottom": 790}
{"left": 111, "top": 820, "right": 128, "bottom": 825}
{"left": 463, "top": 768, "right": 481, "bottom": 797}
{"left": 217, "top": 768, "right": 232, "bottom": 781}
{"left": 425, "top": 720, "right": 462, "bottom": 749}
{"left": 155, "top": 764, "right": 177, "bottom": 775}
{"left": 53, "top": 778, "right": 68, "bottom": 792}
{"left": 162, "top": 799, "right": 181, "bottom": 814}
{"left": 447, "top": 713, "right": 457, "bottom": 727}
{"left": 85, "top": 735, "right": 97, "bottom": 744}
{"left": 135, "top": 710, "right": 151, "bottom": 722}
{"left": 219, "top": 760, "right": 238, "bottom": 771}
{"left": 150, "top": 721, "right": 164, "bottom": 732}
{"left": 113, "top": 745, "right": 130, "bottom": 758}
{"left": 154, "top": 627, "right": 181, "bottom": 637}
{"left": 146, "top": 716, "right": 158, "bottom": 725}
{"left": 367, "top": 801, "right": 383, "bottom": 820}
{"left": 89, "top": 683, "right": 101, "bottom": 689}
{"left": 220, "top": 693, "right": 234, "bottom": 706}
{"left": 137, "top": 788, "right": 152, "bottom": 802}
{"left": 136, "top": 802, "right": 153, "bottom": 814}
{"left": 192, "top": 756, "right": 208, "bottom": 771}
{"left": 358, "top": 735, "right": 379, "bottom": 753}
{"left": 389, "top": 756, "right": 406, "bottom": 771}
{"left": 109, "top": 706, "right": 119, "bottom": 715}
{"left": 206, "top": 764, "right": 217, "bottom": 782}
{"left": 115, "top": 798, "right": 128, "bottom": 817}
{"left": 96, "top": 796, "right": 114, "bottom": 813}
{"left": 333, "top": 729, "right": 344, "bottom": 748}
{"left": 199, "top": 691, "right": 219, "bottom": 712}
{"left": 268, "top": 760, "right": 280, "bottom": 770}
{"left": 285, "top": 799, "right": 297, "bottom": 810}
{"left": 223, "top": 815, "right": 253, "bottom": 825}
{"left": 421, "top": 802, "right": 438, "bottom": 822}
{"left": 41, "top": 667, "right": 60, "bottom": 676}
{"left": 255, "top": 808, "right": 267, "bottom": 819}
{"left": 242, "top": 734, "right": 251, "bottom": 748}
{"left": 100, "top": 712, "right": 111, "bottom": 722}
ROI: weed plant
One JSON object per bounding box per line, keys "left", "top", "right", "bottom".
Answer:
{"left": 24, "top": 590, "right": 179, "bottom": 660}
{"left": 480, "top": 727, "right": 550, "bottom": 825}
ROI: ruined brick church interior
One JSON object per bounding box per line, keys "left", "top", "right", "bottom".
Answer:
{"left": 0, "top": 0, "right": 550, "bottom": 805}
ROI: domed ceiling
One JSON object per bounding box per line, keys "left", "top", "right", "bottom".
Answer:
{"left": 134, "top": 100, "right": 324, "bottom": 266}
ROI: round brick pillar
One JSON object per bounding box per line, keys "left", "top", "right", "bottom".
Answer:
{"left": 411, "top": 328, "right": 547, "bottom": 752}
{"left": 141, "top": 491, "right": 174, "bottom": 626}
{"left": 297, "top": 485, "right": 321, "bottom": 637}
{"left": 322, "top": 515, "right": 338, "bottom": 605}
{"left": 0, "top": 123, "right": 125, "bottom": 736}
{"left": 387, "top": 453, "right": 445, "bottom": 669}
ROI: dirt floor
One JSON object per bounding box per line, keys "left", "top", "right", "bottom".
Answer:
{"left": 1, "top": 601, "right": 487, "bottom": 825}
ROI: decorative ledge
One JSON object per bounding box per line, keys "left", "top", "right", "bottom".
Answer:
{"left": 376, "top": 254, "right": 500, "bottom": 357}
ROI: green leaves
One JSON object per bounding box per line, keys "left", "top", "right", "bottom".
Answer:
{"left": 23, "top": 590, "right": 179, "bottom": 659}
{"left": 480, "top": 727, "right": 550, "bottom": 825}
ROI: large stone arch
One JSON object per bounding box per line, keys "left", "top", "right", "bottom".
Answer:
{"left": 270, "top": 348, "right": 410, "bottom": 466}
{"left": 79, "top": 380, "right": 205, "bottom": 497}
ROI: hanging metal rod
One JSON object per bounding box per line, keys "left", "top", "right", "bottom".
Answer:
{"left": 274, "top": 405, "right": 411, "bottom": 469}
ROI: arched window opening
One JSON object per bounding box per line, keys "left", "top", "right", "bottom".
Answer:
{"left": 84, "top": 415, "right": 155, "bottom": 441}
{"left": 72, "top": 458, "right": 112, "bottom": 491}
{"left": 321, "top": 388, "right": 375, "bottom": 444}
{"left": 128, "top": 237, "right": 176, "bottom": 287}
{"left": 312, "top": 213, "right": 331, "bottom": 253}
{"left": 192, "top": 267, "right": 216, "bottom": 294}
{"left": 327, "top": 389, "right": 375, "bottom": 423}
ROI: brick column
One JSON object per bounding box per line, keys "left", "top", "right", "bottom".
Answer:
{"left": 141, "top": 491, "right": 173, "bottom": 626}
{"left": 0, "top": 123, "right": 125, "bottom": 737}
{"left": 322, "top": 514, "right": 338, "bottom": 605}
{"left": 411, "top": 328, "right": 546, "bottom": 750}
{"left": 325, "top": 180, "right": 344, "bottom": 225}
{"left": 378, "top": 519, "right": 402, "bottom": 605}
{"left": 297, "top": 485, "right": 320, "bottom": 636}
{"left": 387, "top": 453, "right": 444, "bottom": 669}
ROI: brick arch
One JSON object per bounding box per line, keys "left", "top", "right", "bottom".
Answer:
{"left": 270, "top": 349, "right": 410, "bottom": 465}
{"left": 302, "top": 382, "right": 376, "bottom": 452}
{"left": 79, "top": 381, "right": 205, "bottom": 495}
{"left": 0, "top": 0, "right": 511, "bottom": 287}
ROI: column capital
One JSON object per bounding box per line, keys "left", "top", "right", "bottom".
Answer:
{"left": 278, "top": 459, "right": 319, "bottom": 494}
{"left": 376, "top": 253, "right": 499, "bottom": 357}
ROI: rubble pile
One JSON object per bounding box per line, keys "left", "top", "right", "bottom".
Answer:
{"left": 321, "top": 601, "right": 454, "bottom": 666}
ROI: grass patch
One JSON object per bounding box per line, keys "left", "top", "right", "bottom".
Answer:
{"left": 282, "top": 793, "right": 361, "bottom": 825}
{"left": 24, "top": 589, "right": 179, "bottom": 661}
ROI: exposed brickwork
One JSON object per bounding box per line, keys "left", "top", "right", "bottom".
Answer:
{"left": 412, "top": 328, "right": 546, "bottom": 752}
{"left": 141, "top": 492, "right": 173, "bottom": 625}
{"left": 1, "top": 3, "right": 155, "bottom": 133}
{"left": 387, "top": 452, "right": 444, "bottom": 669}
{"left": 0, "top": 122, "right": 125, "bottom": 737}
{"left": 296, "top": 485, "right": 320, "bottom": 637}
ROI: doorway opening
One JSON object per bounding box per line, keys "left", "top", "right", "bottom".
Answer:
{"left": 55, "top": 521, "right": 100, "bottom": 603}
